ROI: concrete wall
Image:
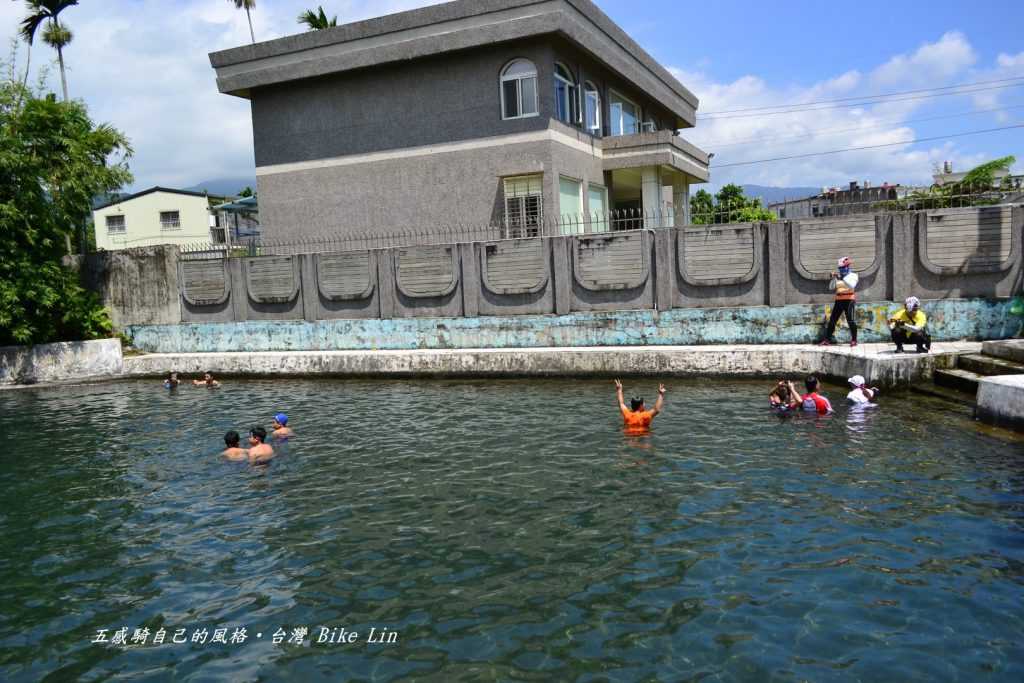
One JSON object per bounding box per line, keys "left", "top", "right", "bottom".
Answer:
{"left": 94, "top": 191, "right": 212, "bottom": 251}
{"left": 0, "top": 338, "right": 123, "bottom": 385}
{"left": 67, "top": 245, "right": 182, "bottom": 328}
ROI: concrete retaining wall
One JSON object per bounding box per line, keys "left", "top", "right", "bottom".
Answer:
{"left": 66, "top": 245, "right": 182, "bottom": 328}
{"left": 0, "top": 339, "right": 123, "bottom": 385}
{"left": 125, "top": 298, "right": 1018, "bottom": 355}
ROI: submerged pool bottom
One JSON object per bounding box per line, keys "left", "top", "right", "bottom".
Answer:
{"left": 1, "top": 378, "right": 1022, "bottom": 681}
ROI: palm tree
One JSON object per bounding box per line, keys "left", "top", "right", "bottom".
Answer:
{"left": 298, "top": 6, "right": 337, "bottom": 31}
{"left": 19, "top": 0, "right": 78, "bottom": 102}
{"left": 230, "top": 0, "right": 256, "bottom": 44}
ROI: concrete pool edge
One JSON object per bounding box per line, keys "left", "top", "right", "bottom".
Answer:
{"left": 118, "top": 342, "right": 980, "bottom": 387}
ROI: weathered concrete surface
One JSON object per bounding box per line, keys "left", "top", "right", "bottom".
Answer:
{"left": 125, "top": 299, "right": 1016, "bottom": 355}
{"left": 121, "top": 342, "right": 979, "bottom": 389}
{"left": 66, "top": 245, "right": 182, "bottom": 329}
{"left": 0, "top": 339, "right": 123, "bottom": 386}
{"left": 982, "top": 339, "right": 1024, "bottom": 364}
{"left": 976, "top": 374, "right": 1024, "bottom": 431}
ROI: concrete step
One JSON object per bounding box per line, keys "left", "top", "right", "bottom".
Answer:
{"left": 933, "top": 368, "right": 985, "bottom": 395}
{"left": 908, "top": 383, "right": 977, "bottom": 407}
{"left": 957, "top": 353, "right": 1024, "bottom": 377}
{"left": 981, "top": 339, "right": 1024, "bottom": 364}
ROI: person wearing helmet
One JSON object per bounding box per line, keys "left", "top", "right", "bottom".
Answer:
{"left": 614, "top": 379, "right": 666, "bottom": 434}
{"left": 271, "top": 413, "right": 294, "bottom": 439}
{"left": 888, "top": 296, "right": 930, "bottom": 353}
{"left": 819, "top": 256, "right": 859, "bottom": 347}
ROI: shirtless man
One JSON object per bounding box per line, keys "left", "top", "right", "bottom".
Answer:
{"left": 247, "top": 427, "right": 275, "bottom": 464}
{"left": 271, "top": 413, "right": 294, "bottom": 439}
{"left": 222, "top": 431, "right": 248, "bottom": 461}
{"left": 614, "top": 379, "right": 666, "bottom": 434}
{"left": 193, "top": 372, "right": 221, "bottom": 388}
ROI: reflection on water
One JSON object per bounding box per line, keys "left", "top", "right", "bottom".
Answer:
{"left": 1, "top": 378, "right": 1023, "bottom": 681}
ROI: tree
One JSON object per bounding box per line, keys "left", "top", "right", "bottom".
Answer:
{"left": 19, "top": 0, "right": 78, "bottom": 102}
{"left": 885, "top": 156, "right": 1018, "bottom": 211}
{"left": 0, "top": 58, "right": 133, "bottom": 345}
{"left": 690, "top": 184, "right": 774, "bottom": 224}
{"left": 230, "top": 0, "right": 257, "bottom": 44}
{"left": 298, "top": 6, "right": 338, "bottom": 30}
{"left": 237, "top": 186, "right": 254, "bottom": 197}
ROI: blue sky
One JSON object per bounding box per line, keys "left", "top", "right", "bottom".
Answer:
{"left": 2, "top": 0, "right": 1021, "bottom": 192}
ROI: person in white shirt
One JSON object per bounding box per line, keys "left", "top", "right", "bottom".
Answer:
{"left": 846, "top": 375, "right": 879, "bottom": 405}
{"left": 819, "top": 256, "right": 859, "bottom": 347}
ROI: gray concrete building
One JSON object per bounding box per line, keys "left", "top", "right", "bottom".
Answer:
{"left": 208, "top": 0, "right": 710, "bottom": 241}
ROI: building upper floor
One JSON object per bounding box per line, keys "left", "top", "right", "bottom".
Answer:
{"left": 209, "top": 0, "right": 706, "bottom": 169}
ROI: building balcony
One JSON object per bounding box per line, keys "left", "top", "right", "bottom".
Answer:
{"left": 601, "top": 130, "right": 709, "bottom": 182}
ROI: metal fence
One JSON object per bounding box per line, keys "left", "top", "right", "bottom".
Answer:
{"left": 178, "top": 185, "right": 1023, "bottom": 259}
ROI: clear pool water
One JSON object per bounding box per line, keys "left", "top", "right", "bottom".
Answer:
{"left": 1, "top": 378, "right": 1022, "bottom": 681}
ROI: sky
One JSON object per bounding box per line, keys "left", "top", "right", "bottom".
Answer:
{"left": 2, "top": 0, "right": 1023, "bottom": 193}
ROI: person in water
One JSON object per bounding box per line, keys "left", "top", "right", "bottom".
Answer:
{"left": 193, "top": 372, "right": 220, "bottom": 388}
{"left": 769, "top": 380, "right": 802, "bottom": 411}
{"left": 163, "top": 372, "right": 180, "bottom": 389}
{"left": 222, "top": 430, "right": 249, "bottom": 460}
{"left": 247, "top": 427, "right": 275, "bottom": 463}
{"left": 819, "top": 256, "right": 859, "bottom": 347}
{"left": 271, "top": 413, "right": 293, "bottom": 439}
{"left": 801, "top": 376, "right": 833, "bottom": 415}
{"left": 846, "top": 375, "right": 880, "bottom": 405}
{"left": 889, "top": 296, "right": 931, "bottom": 354}
{"left": 614, "top": 379, "right": 665, "bottom": 433}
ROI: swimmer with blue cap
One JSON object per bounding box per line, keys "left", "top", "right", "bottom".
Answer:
{"left": 271, "top": 413, "right": 294, "bottom": 439}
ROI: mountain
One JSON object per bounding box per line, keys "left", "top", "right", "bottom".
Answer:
{"left": 741, "top": 184, "right": 820, "bottom": 205}
{"left": 184, "top": 177, "right": 257, "bottom": 197}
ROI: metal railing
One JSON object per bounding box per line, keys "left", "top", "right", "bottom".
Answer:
{"left": 177, "top": 186, "right": 1022, "bottom": 259}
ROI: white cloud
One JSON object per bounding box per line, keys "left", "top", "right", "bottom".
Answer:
{"left": 0, "top": 0, "right": 447, "bottom": 191}
{"left": 673, "top": 31, "right": 1021, "bottom": 190}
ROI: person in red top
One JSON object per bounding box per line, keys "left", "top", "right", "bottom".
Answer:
{"left": 800, "top": 376, "right": 833, "bottom": 415}
{"left": 614, "top": 379, "right": 666, "bottom": 434}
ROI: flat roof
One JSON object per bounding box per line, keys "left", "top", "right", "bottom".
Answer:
{"left": 209, "top": 0, "right": 699, "bottom": 126}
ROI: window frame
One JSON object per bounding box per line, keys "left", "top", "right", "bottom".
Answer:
{"left": 159, "top": 210, "right": 182, "bottom": 231}
{"left": 587, "top": 183, "right": 609, "bottom": 233}
{"left": 584, "top": 82, "right": 601, "bottom": 135}
{"left": 105, "top": 214, "right": 126, "bottom": 234}
{"left": 502, "top": 174, "right": 544, "bottom": 239}
{"left": 553, "top": 62, "right": 580, "bottom": 125}
{"left": 500, "top": 59, "right": 539, "bottom": 121}
{"left": 608, "top": 88, "right": 640, "bottom": 136}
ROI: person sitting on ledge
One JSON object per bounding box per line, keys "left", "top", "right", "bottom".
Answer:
{"left": 819, "top": 256, "right": 859, "bottom": 348}
{"left": 193, "top": 372, "right": 220, "bottom": 388}
{"left": 846, "top": 375, "right": 880, "bottom": 405}
{"left": 889, "top": 296, "right": 931, "bottom": 354}
{"left": 271, "top": 413, "right": 294, "bottom": 440}
{"left": 163, "top": 372, "right": 180, "bottom": 389}
{"left": 247, "top": 427, "right": 275, "bottom": 463}
{"left": 800, "top": 376, "right": 833, "bottom": 415}
{"left": 222, "top": 430, "right": 249, "bottom": 460}
{"left": 614, "top": 379, "right": 665, "bottom": 434}
{"left": 769, "top": 380, "right": 802, "bottom": 412}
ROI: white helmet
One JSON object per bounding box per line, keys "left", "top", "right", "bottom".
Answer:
{"left": 905, "top": 296, "right": 921, "bottom": 310}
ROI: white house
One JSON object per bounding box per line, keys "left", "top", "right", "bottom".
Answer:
{"left": 93, "top": 187, "right": 223, "bottom": 251}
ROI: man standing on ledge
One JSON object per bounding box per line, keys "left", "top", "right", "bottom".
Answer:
{"left": 819, "top": 256, "right": 859, "bottom": 347}
{"left": 889, "top": 296, "right": 931, "bottom": 354}
{"left": 614, "top": 380, "right": 665, "bottom": 434}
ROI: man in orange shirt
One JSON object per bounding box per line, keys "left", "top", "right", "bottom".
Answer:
{"left": 614, "top": 379, "right": 666, "bottom": 434}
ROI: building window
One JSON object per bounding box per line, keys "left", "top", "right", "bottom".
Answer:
{"left": 588, "top": 184, "right": 609, "bottom": 232}
{"left": 641, "top": 116, "right": 657, "bottom": 133}
{"left": 559, "top": 176, "right": 583, "bottom": 234}
{"left": 501, "top": 59, "right": 538, "bottom": 120}
{"left": 609, "top": 90, "right": 639, "bottom": 136}
{"left": 503, "top": 175, "right": 543, "bottom": 238}
{"left": 554, "top": 63, "right": 579, "bottom": 125}
{"left": 584, "top": 82, "right": 601, "bottom": 135}
{"left": 160, "top": 211, "right": 181, "bottom": 231}
{"left": 105, "top": 214, "right": 126, "bottom": 233}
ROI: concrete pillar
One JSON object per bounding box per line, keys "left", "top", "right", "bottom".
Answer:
{"left": 673, "top": 178, "right": 691, "bottom": 226}
{"left": 641, "top": 166, "right": 663, "bottom": 229}
{"left": 460, "top": 243, "right": 479, "bottom": 317}
{"left": 766, "top": 221, "right": 788, "bottom": 307}
{"left": 891, "top": 212, "right": 916, "bottom": 304}
{"left": 653, "top": 227, "right": 674, "bottom": 311}
{"left": 299, "top": 253, "right": 319, "bottom": 322}
{"left": 552, "top": 236, "right": 572, "bottom": 315}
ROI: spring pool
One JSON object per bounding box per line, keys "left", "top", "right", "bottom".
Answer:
{"left": 1, "top": 378, "right": 1022, "bottom": 681}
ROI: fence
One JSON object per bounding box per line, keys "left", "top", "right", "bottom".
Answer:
{"left": 161, "top": 205, "right": 1024, "bottom": 326}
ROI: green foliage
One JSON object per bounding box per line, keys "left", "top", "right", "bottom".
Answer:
{"left": 0, "top": 58, "right": 132, "bottom": 346}
{"left": 882, "top": 156, "right": 1017, "bottom": 212}
{"left": 690, "top": 184, "right": 775, "bottom": 224}
{"left": 237, "top": 186, "right": 255, "bottom": 197}
{"left": 298, "top": 6, "right": 338, "bottom": 30}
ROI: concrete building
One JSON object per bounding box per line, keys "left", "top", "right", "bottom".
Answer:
{"left": 93, "top": 187, "right": 225, "bottom": 251}
{"left": 768, "top": 181, "right": 905, "bottom": 219}
{"left": 208, "top": 0, "right": 710, "bottom": 241}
